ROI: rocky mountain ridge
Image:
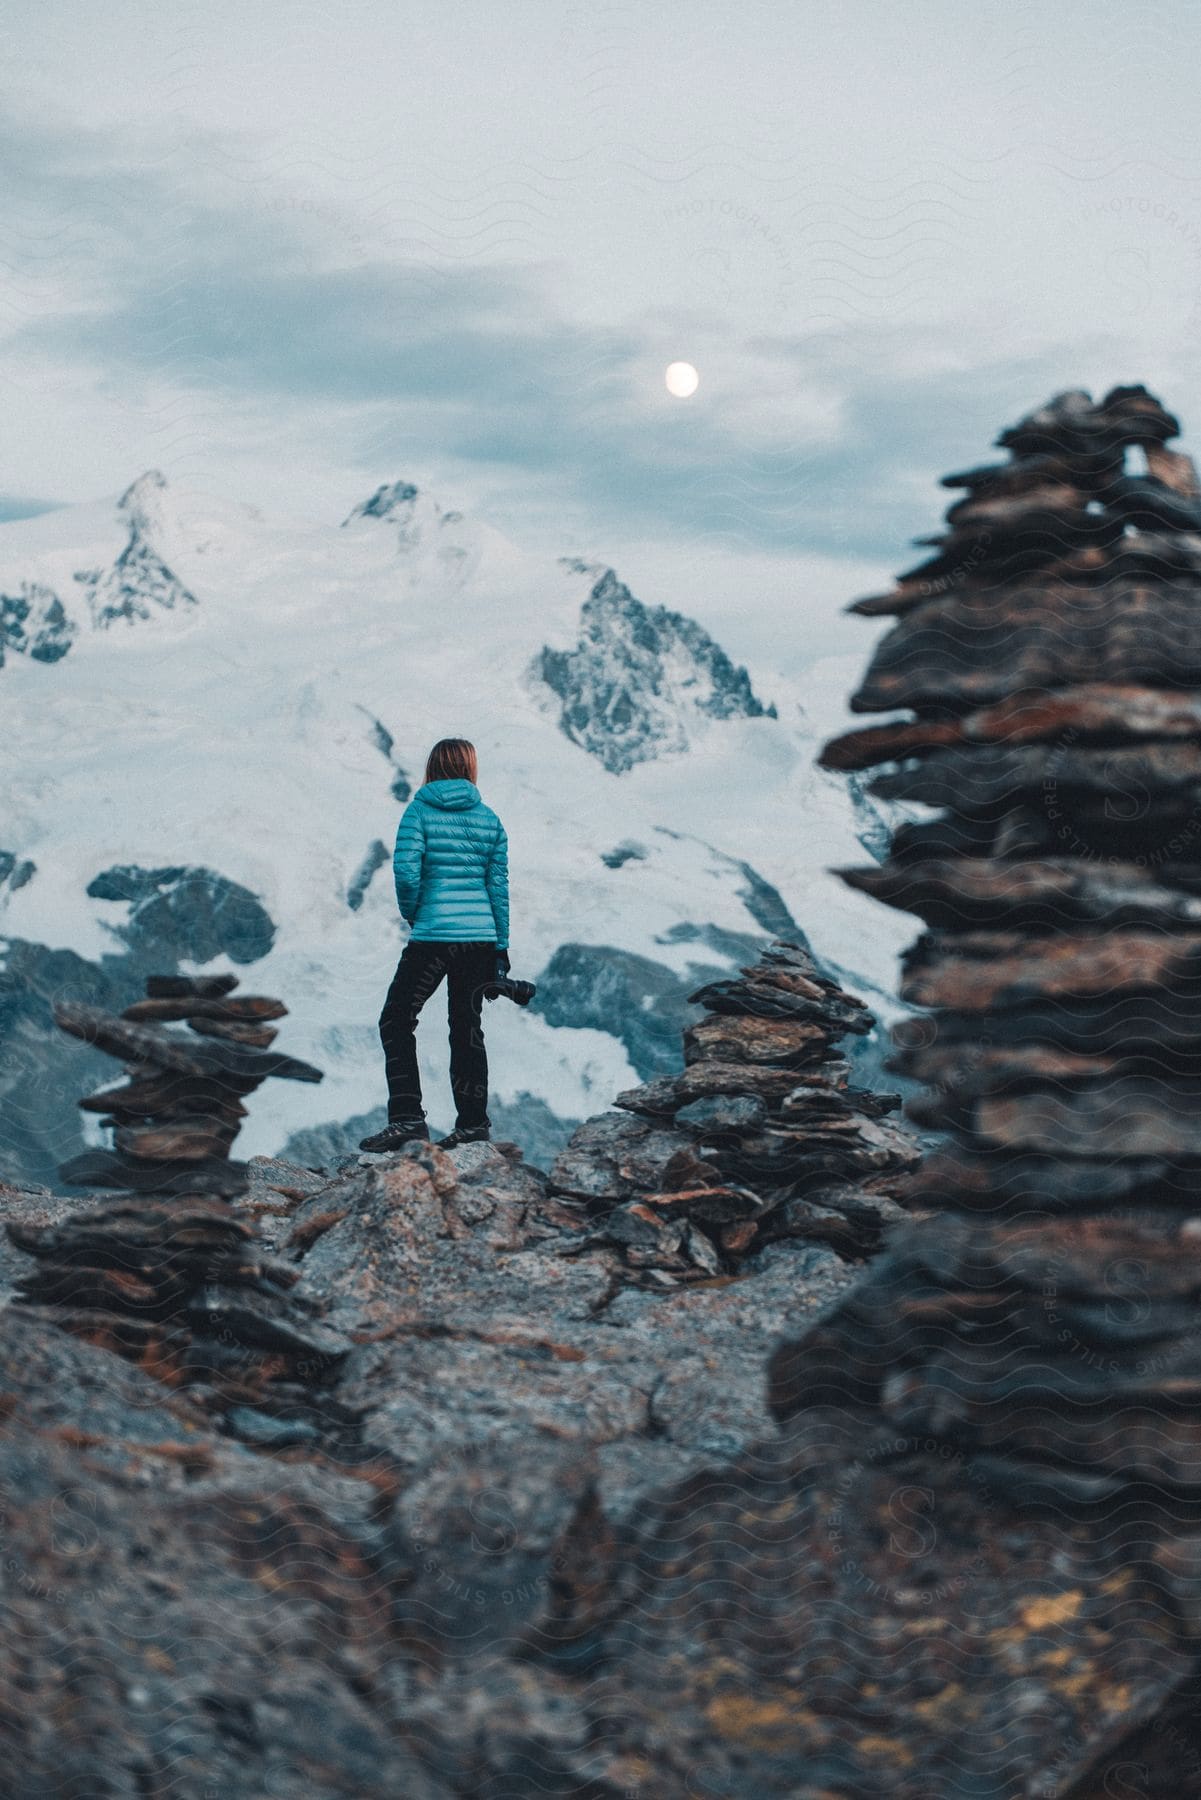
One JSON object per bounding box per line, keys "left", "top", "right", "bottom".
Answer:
{"left": 538, "top": 563, "right": 777, "bottom": 774}
{"left": 1, "top": 471, "right": 199, "bottom": 660}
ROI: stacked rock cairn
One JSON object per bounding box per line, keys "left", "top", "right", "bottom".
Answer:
{"left": 787, "top": 385, "right": 1201, "bottom": 1590}
{"left": 54, "top": 970, "right": 323, "bottom": 1198}
{"left": 7, "top": 1190, "right": 347, "bottom": 1420}
{"left": 8, "top": 973, "right": 342, "bottom": 1420}
{"left": 549, "top": 937, "right": 921, "bottom": 1282}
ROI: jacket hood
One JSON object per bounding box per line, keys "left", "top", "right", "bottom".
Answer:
{"left": 417, "top": 778, "right": 482, "bottom": 811}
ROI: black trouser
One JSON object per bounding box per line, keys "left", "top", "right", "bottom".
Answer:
{"left": 378, "top": 939, "right": 496, "bottom": 1131}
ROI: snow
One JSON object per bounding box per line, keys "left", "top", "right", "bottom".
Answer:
{"left": 0, "top": 473, "right": 914, "bottom": 1152}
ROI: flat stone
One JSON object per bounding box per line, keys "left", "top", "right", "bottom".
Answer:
{"left": 900, "top": 928, "right": 1201, "bottom": 1011}
{"left": 53, "top": 999, "right": 323, "bottom": 1084}
{"left": 549, "top": 1111, "right": 696, "bottom": 1202}
{"left": 674, "top": 1093, "right": 767, "bottom": 1133}
{"left": 144, "top": 971, "right": 240, "bottom": 998}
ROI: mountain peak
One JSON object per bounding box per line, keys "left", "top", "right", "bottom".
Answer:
{"left": 75, "top": 468, "right": 196, "bottom": 631}
{"left": 341, "top": 479, "right": 486, "bottom": 590}
{"left": 538, "top": 566, "right": 776, "bottom": 775}
{"left": 119, "top": 468, "right": 168, "bottom": 504}
{"left": 118, "top": 470, "right": 170, "bottom": 536}
{"left": 342, "top": 480, "right": 420, "bottom": 527}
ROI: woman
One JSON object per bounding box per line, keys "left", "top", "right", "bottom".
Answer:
{"left": 360, "top": 737, "right": 510, "bottom": 1153}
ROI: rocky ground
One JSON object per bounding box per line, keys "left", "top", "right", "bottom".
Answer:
{"left": 6, "top": 911, "right": 1188, "bottom": 1796}
{"left": 0, "top": 1132, "right": 874, "bottom": 1797}
{"left": 7, "top": 1128, "right": 1193, "bottom": 1798}
{"left": 0, "top": 939, "right": 927, "bottom": 1797}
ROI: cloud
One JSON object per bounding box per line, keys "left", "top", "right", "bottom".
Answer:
{"left": 0, "top": 497, "right": 62, "bottom": 522}
{"left": 1, "top": 109, "right": 1175, "bottom": 562}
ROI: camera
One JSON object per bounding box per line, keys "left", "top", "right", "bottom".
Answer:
{"left": 482, "top": 953, "right": 535, "bottom": 1006}
{"left": 483, "top": 972, "right": 537, "bottom": 1007}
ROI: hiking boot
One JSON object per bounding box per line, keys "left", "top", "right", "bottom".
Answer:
{"left": 439, "top": 1124, "right": 490, "bottom": 1149}
{"left": 358, "top": 1120, "right": 431, "bottom": 1153}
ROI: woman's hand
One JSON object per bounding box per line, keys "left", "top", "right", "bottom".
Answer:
{"left": 496, "top": 949, "right": 511, "bottom": 977}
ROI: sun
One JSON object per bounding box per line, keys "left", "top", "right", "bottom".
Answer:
{"left": 664, "top": 361, "right": 700, "bottom": 398}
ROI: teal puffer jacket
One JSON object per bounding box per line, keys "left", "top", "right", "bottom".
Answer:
{"left": 392, "top": 778, "right": 509, "bottom": 949}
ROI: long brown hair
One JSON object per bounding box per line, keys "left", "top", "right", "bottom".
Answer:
{"left": 424, "top": 737, "right": 478, "bottom": 784}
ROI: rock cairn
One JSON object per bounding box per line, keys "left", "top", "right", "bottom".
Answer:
{"left": 820, "top": 383, "right": 1201, "bottom": 1226}
{"left": 8, "top": 1192, "right": 347, "bottom": 1427}
{"left": 805, "top": 385, "right": 1201, "bottom": 1490}
{"left": 548, "top": 937, "right": 920, "bottom": 1282}
{"left": 17, "top": 977, "right": 339, "bottom": 1430}
{"left": 54, "top": 970, "right": 323, "bottom": 1198}
{"left": 732, "top": 384, "right": 1201, "bottom": 1786}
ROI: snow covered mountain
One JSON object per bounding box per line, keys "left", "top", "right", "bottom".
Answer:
{"left": 539, "top": 564, "right": 777, "bottom": 775}
{"left": 0, "top": 471, "right": 912, "bottom": 1186}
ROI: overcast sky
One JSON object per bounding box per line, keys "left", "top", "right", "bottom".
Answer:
{"left": 3, "top": 0, "right": 1200, "bottom": 658}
